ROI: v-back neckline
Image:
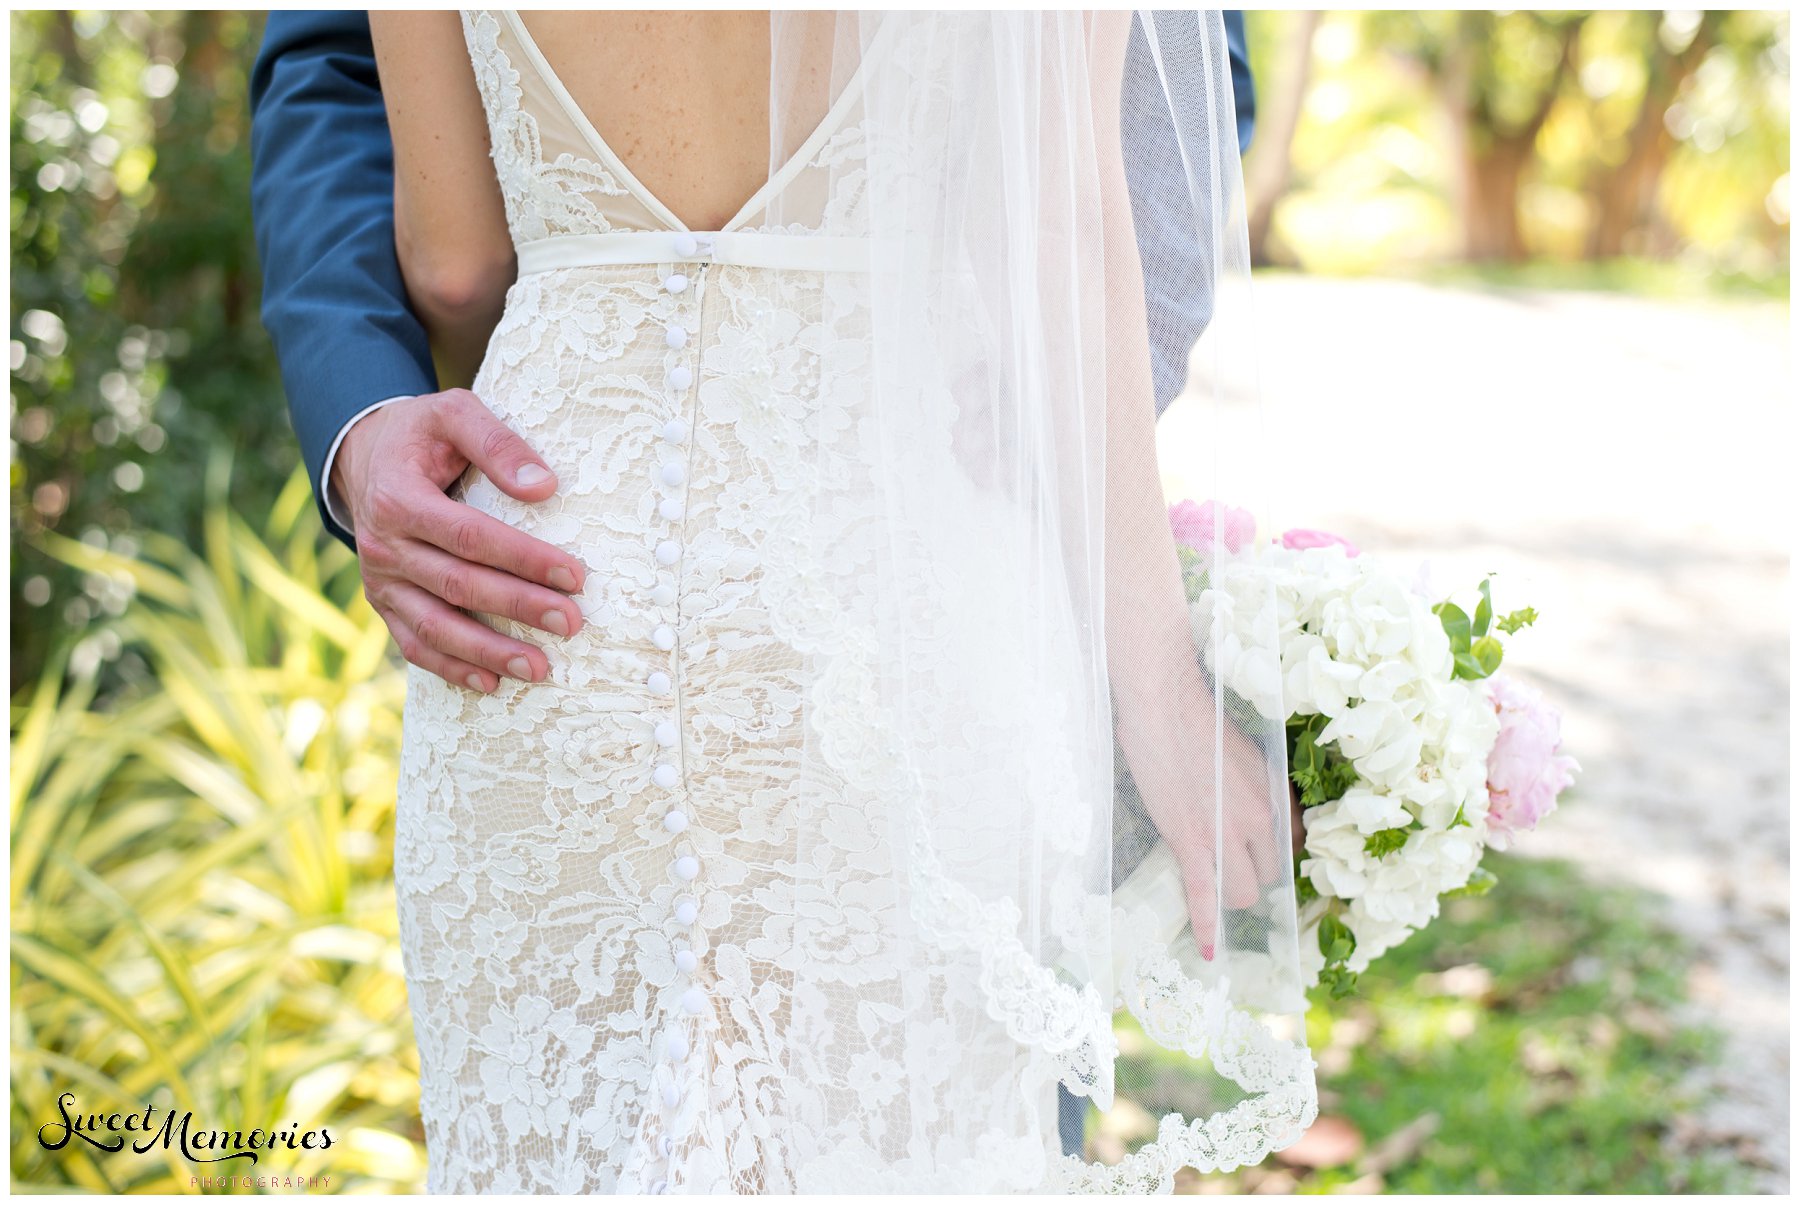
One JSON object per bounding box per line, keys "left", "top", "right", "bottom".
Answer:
{"left": 502, "top": 11, "right": 892, "bottom": 236}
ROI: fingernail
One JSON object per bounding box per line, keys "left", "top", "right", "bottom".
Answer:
{"left": 541, "top": 609, "right": 571, "bottom": 637}
{"left": 507, "top": 656, "right": 533, "bottom": 680}
{"left": 516, "top": 463, "right": 551, "bottom": 487}
{"left": 465, "top": 673, "right": 487, "bottom": 692}
{"left": 548, "top": 565, "right": 578, "bottom": 592}
{"left": 1201, "top": 944, "right": 1215, "bottom": 961}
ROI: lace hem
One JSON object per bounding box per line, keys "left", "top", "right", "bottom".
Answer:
{"left": 904, "top": 791, "right": 1318, "bottom": 1191}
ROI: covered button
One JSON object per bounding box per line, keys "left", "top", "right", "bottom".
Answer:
{"left": 651, "top": 582, "right": 677, "bottom": 607}
{"left": 666, "top": 1031, "right": 689, "bottom": 1061}
{"left": 668, "top": 364, "right": 694, "bottom": 391}
{"left": 680, "top": 987, "right": 706, "bottom": 1015}
{"left": 655, "top": 539, "right": 682, "bottom": 565}
{"left": 648, "top": 670, "right": 672, "bottom": 694}
{"left": 674, "top": 855, "right": 700, "bottom": 881}
{"left": 674, "top": 948, "right": 698, "bottom": 974}
{"left": 655, "top": 720, "right": 678, "bottom": 747}
{"left": 662, "top": 418, "right": 689, "bottom": 443}
{"left": 665, "top": 324, "right": 688, "bottom": 351}
{"left": 663, "top": 273, "right": 688, "bottom": 294}
{"left": 653, "top": 763, "right": 679, "bottom": 789}
{"left": 663, "top": 810, "right": 689, "bottom": 834}
{"left": 659, "top": 497, "right": 685, "bottom": 522}
{"left": 673, "top": 232, "right": 699, "bottom": 257}
{"left": 673, "top": 898, "right": 698, "bottom": 925}
{"left": 652, "top": 624, "right": 676, "bottom": 650}
{"left": 660, "top": 461, "right": 686, "bottom": 487}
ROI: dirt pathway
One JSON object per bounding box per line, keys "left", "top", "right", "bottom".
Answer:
{"left": 1185, "top": 274, "right": 1791, "bottom": 1191}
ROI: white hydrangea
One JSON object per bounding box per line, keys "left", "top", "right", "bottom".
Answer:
{"left": 1193, "top": 543, "right": 1506, "bottom": 985}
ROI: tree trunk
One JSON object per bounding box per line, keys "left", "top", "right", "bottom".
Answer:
{"left": 1462, "top": 139, "right": 1533, "bottom": 262}
{"left": 1245, "top": 11, "right": 1323, "bottom": 267}
{"left": 1586, "top": 12, "right": 1719, "bottom": 259}
{"left": 1440, "top": 15, "right": 1581, "bottom": 263}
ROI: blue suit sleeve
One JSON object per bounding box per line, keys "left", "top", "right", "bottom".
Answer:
{"left": 249, "top": 10, "right": 436, "bottom": 549}
{"left": 1224, "top": 10, "right": 1255, "bottom": 154}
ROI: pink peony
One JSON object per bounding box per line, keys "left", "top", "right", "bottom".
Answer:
{"left": 1168, "top": 499, "right": 1257, "bottom": 554}
{"left": 1484, "top": 675, "right": 1579, "bottom": 849}
{"left": 1280, "top": 527, "right": 1361, "bottom": 557}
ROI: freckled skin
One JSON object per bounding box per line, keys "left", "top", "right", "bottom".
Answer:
{"left": 520, "top": 10, "right": 833, "bottom": 231}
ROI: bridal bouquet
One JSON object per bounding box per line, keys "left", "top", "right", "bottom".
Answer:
{"left": 1169, "top": 500, "right": 1579, "bottom": 999}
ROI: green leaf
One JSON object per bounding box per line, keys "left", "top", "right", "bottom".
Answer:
{"left": 1445, "top": 867, "right": 1498, "bottom": 898}
{"left": 1288, "top": 713, "right": 1361, "bottom": 807}
{"left": 1318, "top": 912, "right": 1357, "bottom": 963}
{"left": 1295, "top": 874, "right": 1320, "bottom": 905}
{"left": 1319, "top": 964, "right": 1360, "bottom": 1000}
{"left": 1176, "top": 546, "right": 1209, "bottom": 602}
{"left": 1364, "top": 826, "right": 1413, "bottom": 858}
{"left": 1434, "top": 601, "right": 1472, "bottom": 654}
{"left": 1474, "top": 578, "right": 1494, "bottom": 638}
{"left": 1471, "top": 635, "right": 1504, "bottom": 676}
{"left": 1449, "top": 802, "right": 1471, "bottom": 829}
{"left": 1496, "top": 606, "right": 1539, "bottom": 635}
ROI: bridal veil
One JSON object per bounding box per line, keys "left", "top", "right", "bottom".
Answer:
{"left": 754, "top": 11, "right": 1316, "bottom": 1188}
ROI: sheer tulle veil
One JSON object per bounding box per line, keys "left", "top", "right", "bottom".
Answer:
{"left": 759, "top": 11, "right": 1318, "bottom": 1188}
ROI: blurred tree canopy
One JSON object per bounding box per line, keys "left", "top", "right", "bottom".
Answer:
{"left": 11, "top": 11, "right": 283, "bottom": 691}
{"left": 1244, "top": 10, "right": 1790, "bottom": 282}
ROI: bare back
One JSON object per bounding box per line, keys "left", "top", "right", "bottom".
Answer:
{"left": 518, "top": 11, "right": 774, "bottom": 232}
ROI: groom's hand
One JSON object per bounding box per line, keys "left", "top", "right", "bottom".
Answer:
{"left": 332, "top": 389, "right": 587, "bottom": 693}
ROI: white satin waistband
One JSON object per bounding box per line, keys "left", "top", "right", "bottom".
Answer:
{"left": 515, "top": 230, "right": 871, "bottom": 276}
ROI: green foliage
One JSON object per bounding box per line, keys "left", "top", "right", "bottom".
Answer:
{"left": 1496, "top": 607, "right": 1539, "bottom": 636}
{"left": 11, "top": 11, "right": 289, "bottom": 693}
{"left": 1434, "top": 575, "right": 1529, "bottom": 680}
{"left": 1444, "top": 867, "right": 1498, "bottom": 899}
{"left": 1317, "top": 911, "right": 1357, "bottom": 964}
{"left": 10, "top": 468, "right": 422, "bottom": 1192}
{"left": 1316, "top": 963, "right": 1359, "bottom": 1003}
{"left": 1363, "top": 825, "right": 1414, "bottom": 859}
{"left": 1286, "top": 712, "right": 1359, "bottom": 807}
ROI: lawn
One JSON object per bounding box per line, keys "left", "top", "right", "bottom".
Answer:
{"left": 1110, "top": 857, "right": 1748, "bottom": 1194}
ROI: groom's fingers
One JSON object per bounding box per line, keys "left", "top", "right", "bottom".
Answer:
{"left": 404, "top": 489, "right": 585, "bottom": 594}
{"left": 430, "top": 390, "right": 559, "bottom": 502}
{"left": 378, "top": 608, "right": 497, "bottom": 695}
{"left": 396, "top": 538, "right": 581, "bottom": 645}
{"left": 383, "top": 581, "right": 545, "bottom": 685}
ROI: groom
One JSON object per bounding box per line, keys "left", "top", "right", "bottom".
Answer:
{"left": 249, "top": 9, "right": 1254, "bottom": 1162}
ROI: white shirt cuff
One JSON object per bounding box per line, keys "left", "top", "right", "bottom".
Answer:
{"left": 322, "top": 395, "right": 414, "bottom": 534}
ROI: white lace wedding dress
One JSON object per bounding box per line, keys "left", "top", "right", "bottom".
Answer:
{"left": 394, "top": 11, "right": 1079, "bottom": 1194}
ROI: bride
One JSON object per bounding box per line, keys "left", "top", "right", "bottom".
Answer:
{"left": 365, "top": 9, "right": 1314, "bottom": 1193}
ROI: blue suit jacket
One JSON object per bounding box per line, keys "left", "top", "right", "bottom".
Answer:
{"left": 250, "top": 12, "right": 1254, "bottom": 549}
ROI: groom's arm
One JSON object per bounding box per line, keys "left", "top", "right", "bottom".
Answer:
{"left": 249, "top": 11, "right": 435, "bottom": 548}
{"left": 250, "top": 12, "right": 586, "bottom": 693}
{"left": 1122, "top": 10, "right": 1255, "bottom": 415}
{"left": 1226, "top": 10, "right": 1255, "bottom": 156}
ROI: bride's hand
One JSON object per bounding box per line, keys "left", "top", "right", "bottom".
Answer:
{"left": 1115, "top": 662, "right": 1286, "bottom": 961}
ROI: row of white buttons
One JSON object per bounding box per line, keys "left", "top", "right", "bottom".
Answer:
{"left": 654, "top": 263, "right": 702, "bottom": 1177}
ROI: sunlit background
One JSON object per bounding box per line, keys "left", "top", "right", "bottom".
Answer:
{"left": 10, "top": 10, "right": 1789, "bottom": 1193}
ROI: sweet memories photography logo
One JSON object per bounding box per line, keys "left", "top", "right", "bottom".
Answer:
{"left": 36, "top": 1091, "right": 335, "bottom": 1176}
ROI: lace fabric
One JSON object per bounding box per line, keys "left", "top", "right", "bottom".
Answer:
{"left": 391, "top": 11, "right": 1316, "bottom": 1194}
